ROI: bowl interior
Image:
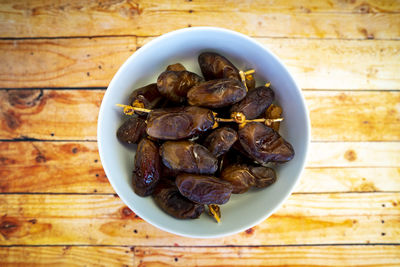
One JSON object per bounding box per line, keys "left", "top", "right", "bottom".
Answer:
{"left": 98, "top": 27, "right": 310, "bottom": 238}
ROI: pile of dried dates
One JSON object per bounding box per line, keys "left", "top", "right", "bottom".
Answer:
{"left": 116, "top": 52, "right": 294, "bottom": 223}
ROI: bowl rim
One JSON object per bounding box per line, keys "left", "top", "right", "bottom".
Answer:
{"left": 98, "top": 26, "right": 311, "bottom": 238}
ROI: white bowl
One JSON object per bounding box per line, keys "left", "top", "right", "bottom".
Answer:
{"left": 98, "top": 27, "right": 310, "bottom": 238}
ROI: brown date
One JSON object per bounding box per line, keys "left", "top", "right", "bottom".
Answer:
{"left": 187, "top": 78, "right": 247, "bottom": 108}
{"left": 204, "top": 127, "right": 238, "bottom": 157}
{"left": 160, "top": 140, "right": 218, "bottom": 175}
{"left": 249, "top": 165, "right": 277, "bottom": 188}
{"left": 218, "top": 148, "right": 253, "bottom": 175}
{"left": 176, "top": 173, "right": 233, "bottom": 205}
{"left": 157, "top": 70, "right": 203, "bottom": 103}
{"left": 220, "top": 164, "right": 254, "bottom": 194}
{"left": 132, "top": 138, "right": 161, "bottom": 196}
{"left": 166, "top": 63, "right": 186, "bottom": 72}
{"left": 161, "top": 162, "right": 181, "bottom": 180}
{"left": 153, "top": 180, "right": 205, "bottom": 219}
{"left": 146, "top": 106, "right": 215, "bottom": 140}
{"left": 116, "top": 116, "right": 147, "bottom": 144}
{"left": 238, "top": 122, "right": 294, "bottom": 164}
{"left": 220, "top": 164, "right": 276, "bottom": 194}
{"left": 230, "top": 85, "right": 274, "bottom": 119}
{"left": 128, "top": 83, "right": 164, "bottom": 111}
{"left": 198, "top": 52, "right": 241, "bottom": 81}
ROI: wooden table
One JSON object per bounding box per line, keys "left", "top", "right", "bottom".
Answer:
{"left": 0, "top": 0, "right": 399, "bottom": 266}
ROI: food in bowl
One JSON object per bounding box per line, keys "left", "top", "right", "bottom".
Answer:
{"left": 115, "top": 52, "right": 294, "bottom": 223}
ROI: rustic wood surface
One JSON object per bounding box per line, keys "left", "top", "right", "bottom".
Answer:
{"left": 0, "top": 0, "right": 399, "bottom": 266}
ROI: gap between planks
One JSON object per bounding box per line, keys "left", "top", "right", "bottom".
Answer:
{"left": 0, "top": 35, "right": 400, "bottom": 41}
{"left": 1, "top": 245, "right": 399, "bottom": 267}
{"left": 0, "top": 243, "right": 400, "bottom": 248}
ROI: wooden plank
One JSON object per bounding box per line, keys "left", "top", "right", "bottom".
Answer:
{"left": 0, "top": 141, "right": 399, "bottom": 193}
{"left": 2, "top": 38, "right": 400, "bottom": 90}
{"left": 0, "top": 37, "right": 136, "bottom": 88}
{"left": 0, "top": 142, "right": 108, "bottom": 193}
{"left": 257, "top": 39, "right": 400, "bottom": 90}
{"left": 0, "top": 90, "right": 103, "bottom": 140}
{"left": 307, "top": 142, "right": 400, "bottom": 167}
{"left": 138, "top": 0, "right": 400, "bottom": 13}
{"left": 0, "top": 193, "right": 398, "bottom": 245}
{"left": 0, "top": 1, "right": 399, "bottom": 38}
{"left": 0, "top": 246, "right": 133, "bottom": 267}
{"left": 296, "top": 167, "right": 400, "bottom": 193}
{"left": 0, "top": 90, "right": 399, "bottom": 141}
{"left": 306, "top": 91, "right": 400, "bottom": 141}
{"left": 134, "top": 246, "right": 400, "bottom": 266}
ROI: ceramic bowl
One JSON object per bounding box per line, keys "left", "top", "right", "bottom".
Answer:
{"left": 98, "top": 27, "right": 310, "bottom": 238}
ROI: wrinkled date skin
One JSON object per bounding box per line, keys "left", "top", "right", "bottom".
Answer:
{"left": 128, "top": 83, "right": 164, "bottom": 110}
{"left": 157, "top": 70, "right": 203, "bottom": 103}
{"left": 220, "top": 164, "right": 276, "bottom": 194}
{"left": 116, "top": 116, "right": 147, "bottom": 144}
{"left": 218, "top": 148, "right": 253, "bottom": 175}
{"left": 230, "top": 86, "right": 275, "bottom": 119}
{"left": 161, "top": 162, "right": 181, "bottom": 180}
{"left": 238, "top": 122, "right": 295, "bottom": 164}
{"left": 153, "top": 180, "right": 205, "bottom": 219}
{"left": 198, "top": 52, "right": 241, "bottom": 81}
{"left": 166, "top": 63, "right": 186, "bottom": 72}
{"left": 220, "top": 164, "right": 254, "bottom": 194}
{"left": 187, "top": 78, "right": 247, "bottom": 108}
{"left": 204, "top": 127, "right": 238, "bottom": 157}
{"left": 146, "top": 106, "right": 215, "bottom": 140}
{"left": 176, "top": 173, "right": 233, "bottom": 205}
{"left": 132, "top": 138, "right": 161, "bottom": 196}
{"left": 160, "top": 140, "right": 218, "bottom": 174}
{"left": 249, "top": 165, "right": 277, "bottom": 188}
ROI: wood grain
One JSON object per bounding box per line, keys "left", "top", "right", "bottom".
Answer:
{"left": 2, "top": 37, "right": 400, "bottom": 90}
{"left": 297, "top": 167, "right": 400, "bottom": 193}
{"left": 0, "top": 193, "right": 398, "bottom": 246}
{"left": 0, "top": 90, "right": 103, "bottom": 140}
{"left": 134, "top": 246, "right": 400, "bottom": 266}
{"left": 0, "top": 37, "right": 136, "bottom": 88}
{"left": 308, "top": 142, "right": 400, "bottom": 167}
{"left": 0, "top": 141, "right": 399, "bottom": 193}
{"left": 0, "top": 246, "right": 133, "bottom": 267}
{"left": 0, "top": 1, "right": 399, "bottom": 38}
{"left": 307, "top": 91, "right": 400, "bottom": 141}
{"left": 134, "top": 0, "right": 400, "bottom": 13}
{"left": 0, "top": 90, "right": 399, "bottom": 141}
{"left": 0, "top": 142, "right": 108, "bottom": 193}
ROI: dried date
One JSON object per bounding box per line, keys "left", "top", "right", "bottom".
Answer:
{"left": 220, "top": 164, "right": 276, "bottom": 193}
{"left": 146, "top": 106, "right": 215, "bottom": 140}
{"left": 153, "top": 180, "right": 204, "bottom": 219}
{"left": 160, "top": 140, "right": 218, "bottom": 174}
{"left": 230, "top": 85, "right": 274, "bottom": 120}
{"left": 157, "top": 70, "right": 203, "bottom": 103}
{"left": 176, "top": 173, "right": 233, "bottom": 205}
{"left": 187, "top": 78, "right": 247, "bottom": 108}
{"left": 204, "top": 127, "right": 238, "bottom": 157}
{"left": 198, "top": 52, "right": 241, "bottom": 81}
{"left": 166, "top": 63, "right": 186, "bottom": 72}
{"left": 238, "top": 122, "right": 294, "bottom": 164}
{"left": 128, "top": 83, "right": 164, "bottom": 111}
{"left": 116, "top": 116, "right": 147, "bottom": 144}
{"left": 132, "top": 138, "right": 161, "bottom": 196}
